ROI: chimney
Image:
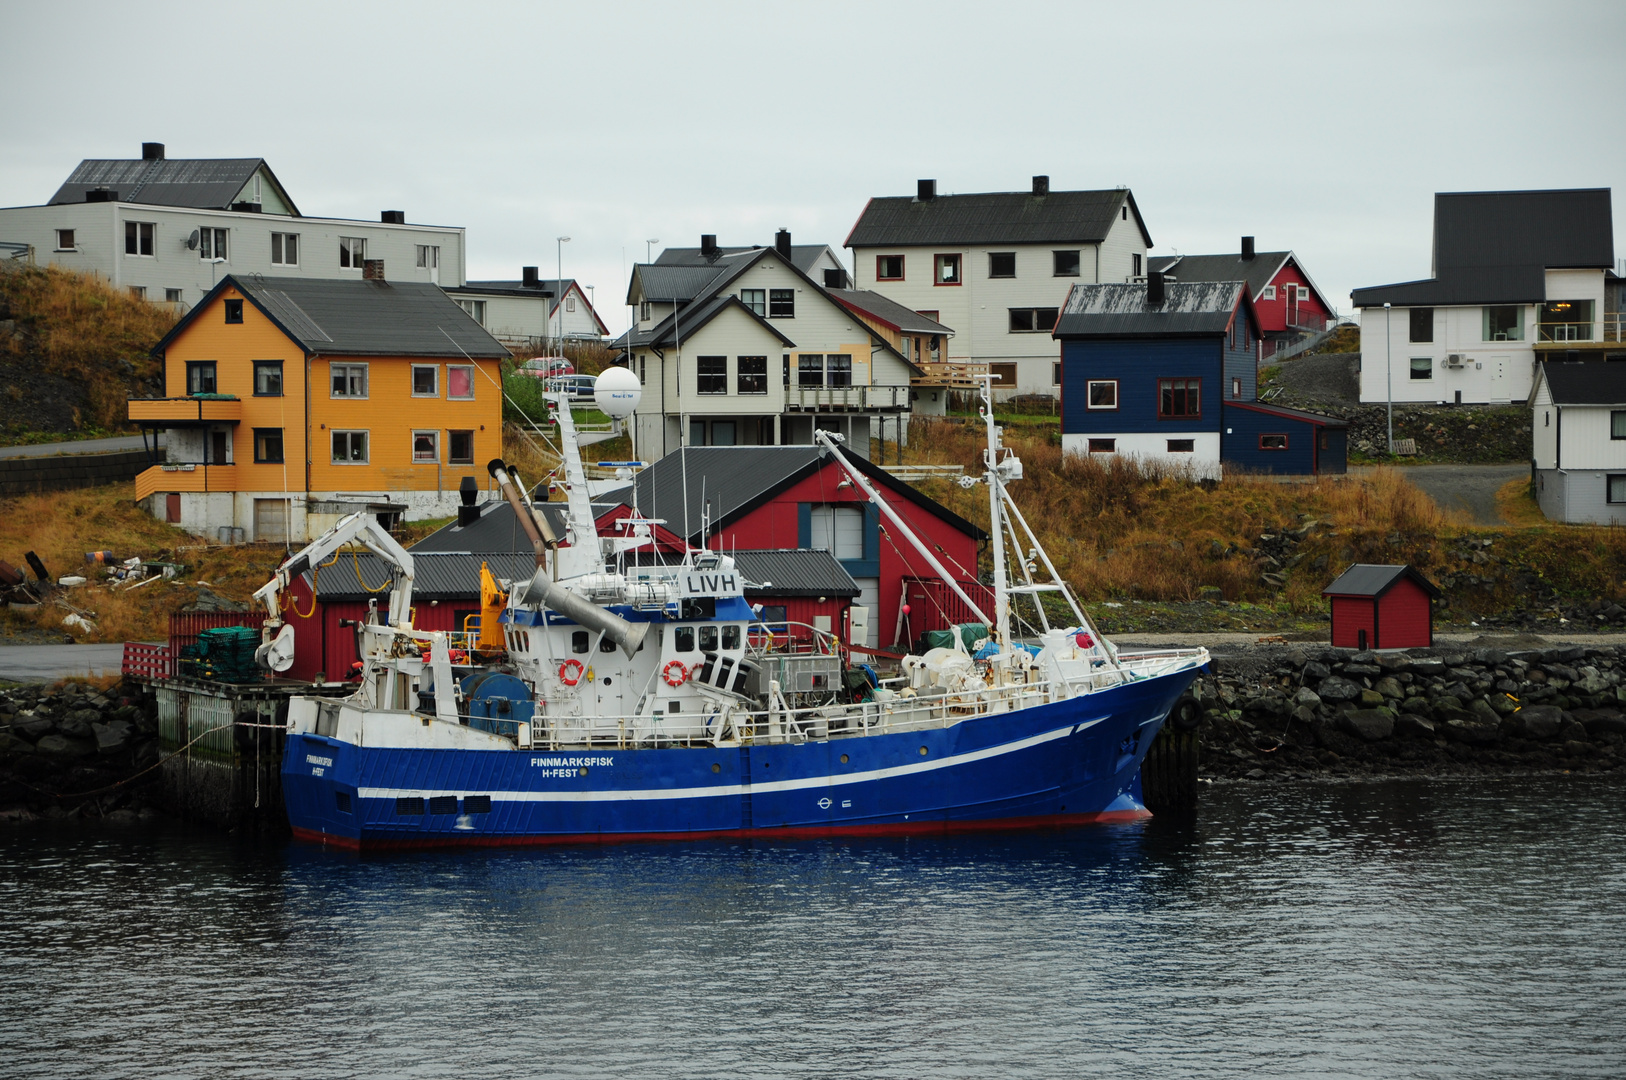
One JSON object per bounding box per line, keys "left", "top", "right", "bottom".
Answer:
{"left": 775, "top": 229, "right": 792, "bottom": 259}
{"left": 522, "top": 266, "right": 540, "bottom": 289}
{"left": 1032, "top": 175, "right": 1049, "bottom": 196}
{"left": 84, "top": 187, "right": 119, "bottom": 203}
{"left": 701, "top": 233, "right": 719, "bottom": 258}
{"left": 457, "top": 476, "right": 481, "bottom": 525}
{"left": 141, "top": 142, "right": 165, "bottom": 162}
{"left": 363, "top": 259, "right": 385, "bottom": 281}
{"left": 1241, "top": 235, "right": 1255, "bottom": 260}
{"left": 823, "top": 268, "right": 848, "bottom": 289}
{"left": 381, "top": 210, "right": 406, "bottom": 224}
{"left": 1147, "top": 270, "right": 1166, "bottom": 307}
{"left": 917, "top": 178, "right": 936, "bottom": 201}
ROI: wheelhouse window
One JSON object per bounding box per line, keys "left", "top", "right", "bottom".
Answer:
{"left": 1158, "top": 378, "right": 1200, "bottom": 419}
{"left": 1086, "top": 380, "right": 1118, "bottom": 410}
{"left": 331, "top": 430, "right": 368, "bottom": 463}
{"left": 1410, "top": 358, "right": 1432, "bottom": 380}
{"left": 448, "top": 365, "right": 474, "bottom": 399}
{"left": 740, "top": 288, "right": 765, "bottom": 317}
{"left": 412, "top": 430, "right": 439, "bottom": 463}
{"left": 768, "top": 289, "right": 794, "bottom": 318}
{"left": 271, "top": 232, "right": 299, "bottom": 266}
{"left": 934, "top": 254, "right": 960, "bottom": 285}
{"left": 412, "top": 365, "right": 439, "bottom": 397}
{"left": 1009, "top": 307, "right": 1059, "bottom": 333}
{"left": 877, "top": 255, "right": 904, "bottom": 280}
{"left": 1410, "top": 307, "right": 1433, "bottom": 343}
{"left": 1482, "top": 305, "right": 1523, "bottom": 341}
{"left": 124, "top": 221, "right": 154, "bottom": 256}
{"left": 330, "top": 363, "right": 368, "bottom": 398}
{"left": 696, "top": 356, "right": 727, "bottom": 395}
{"left": 253, "top": 361, "right": 283, "bottom": 396}
{"left": 198, "top": 227, "right": 227, "bottom": 261}
{"left": 253, "top": 428, "right": 284, "bottom": 464}
{"left": 1260, "top": 434, "right": 1289, "bottom": 450}
{"left": 1167, "top": 439, "right": 1195, "bottom": 453}
{"left": 989, "top": 252, "right": 1016, "bottom": 278}
{"left": 224, "top": 299, "right": 243, "bottom": 324}
{"left": 1541, "top": 300, "right": 1595, "bottom": 341}
{"left": 186, "top": 361, "right": 217, "bottom": 395}
{"left": 798, "top": 354, "right": 824, "bottom": 388}
{"left": 737, "top": 355, "right": 767, "bottom": 395}
{"left": 1087, "top": 438, "right": 1115, "bottom": 453}
{"left": 339, "top": 236, "right": 367, "bottom": 269}
{"left": 448, "top": 430, "right": 474, "bottom": 464}
{"left": 1053, "top": 250, "right": 1080, "bottom": 277}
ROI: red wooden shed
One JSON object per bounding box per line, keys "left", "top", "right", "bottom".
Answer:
{"left": 1322, "top": 564, "right": 1441, "bottom": 649}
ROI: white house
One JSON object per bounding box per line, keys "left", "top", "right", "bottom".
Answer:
{"left": 445, "top": 271, "right": 609, "bottom": 349}
{"left": 1531, "top": 361, "right": 1626, "bottom": 525}
{"left": 617, "top": 232, "right": 919, "bottom": 460}
{"left": 0, "top": 143, "right": 469, "bottom": 309}
{"left": 845, "top": 176, "right": 1152, "bottom": 399}
{"left": 1352, "top": 189, "right": 1618, "bottom": 405}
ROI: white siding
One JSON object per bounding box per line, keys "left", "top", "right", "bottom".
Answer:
{"left": 1357, "top": 303, "right": 1539, "bottom": 404}
{"left": 1531, "top": 378, "right": 1558, "bottom": 468}
{"left": 1557, "top": 405, "right": 1626, "bottom": 470}
{"left": 1060, "top": 431, "right": 1220, "bottom": 479}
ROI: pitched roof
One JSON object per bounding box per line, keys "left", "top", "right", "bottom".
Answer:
{"left": 154, "top": 275, "right": 510, "bottom": 359}
{"left": 410, "top": 499, "right": 622, "bottom": 554}
{"left": 48, "top": 156, "right": 299, "bottom": 215}
{"left": 846, "top": 187, "right": 1151, "bottom": 249}
{"left": 627, "top": 445, "right": 985, "bottom": 544}
{"left": 1225, "top": 400, "right": 1349, "bottom": 427}
{"left": 656, "top": 244, "right": 837, "bottom": 275}
{"left": 1053, "top": 281, "right": 1254, "bottom": 338}
{"left": 1322, "top": 563, "right": 1441, "bottom": 599}
{"left": 730, "top": 550, "right": 859, "bottom": 598}
{"left": 449, "top": 278, "right": 609, "bottom": 333}
{"left": 1353, "top": 188, "right": 1614, "bottom": 307}
{"left": 825, "top": 289, "right": 955, "bottom": 335}
{"left": 1149, "top": 251, "right": 1290, "bottom": 300}
{"left": 626, "top": 264, "right": 732, "bottom": 305}
{"left": 312, "top": 552, "right": 539, "bottom": 600}
{"left": 1537, "top": 361, "right": 1626, "bottom": 406}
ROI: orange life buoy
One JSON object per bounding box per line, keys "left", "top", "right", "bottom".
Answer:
{"left": 662, "top": 660, "right": 689, "bottom": 687}
{"left": 558, "top": 658, "right": 585, "bottom": 686}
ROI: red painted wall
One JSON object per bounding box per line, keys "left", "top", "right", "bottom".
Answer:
{"left": 1375, "top": 578, "right": 1433, "bottom": 648}
{"left": 1330, "top": 596, "right": 1376, "bottom": 649}
{"left": 1254, "top": 260, "right": 1329, "bottom": 334}
{"left": 280, "top": 578, "right": 471, "bottom": 683}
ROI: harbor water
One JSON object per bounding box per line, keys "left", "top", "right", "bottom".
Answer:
{"left": 2, "top": 774, "right": 1623, "bottom": 1078}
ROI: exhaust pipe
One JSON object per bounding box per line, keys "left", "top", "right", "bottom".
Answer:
{"left": 488, "top": 457, "right": 557, "bottom": 568}
{"left": 519, "top": 568, "right": 648, "bottom": 659}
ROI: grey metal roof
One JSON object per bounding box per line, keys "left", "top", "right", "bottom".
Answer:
{"left": 656, "top": 244, "right": 835, "bottom": 275}
{"left": 1322, "top": 563, "right": 1441, "bottom": 599}
{"left": 732, "top": 549, "right": 859, "bottom": 598}
{"left": 1539, "top": 361, "right": 1626, "bottom": 406}
{"left": 1226, "top": 400, "right": 1349, "bottom": 427}
{"left": 410, "top": 499, "right": 623, "bottom": 554}
{"left": 826, "top": 289, "right": 954, "bottom": 335}
{"left": 48, "top": 157, "right": 299, "bottom": 214}
{"left": 1149, "top": 252, "right": 1288, "bottom": 299}
{"left": 1053, "top": 281, "right": 1246, "bottom": 338}
{"left": 1353, "top": 188, "right": 1614, "bottom": 307}
{"left": 445, "top": 281, "right": 555, "bottom": 298}
{"left": 846, "top": 188, "right": 1151, "bottom": 248}
{"left": 627, "top": 264, "right": 732, "bottom": 305}
{"left": 154, "top": 275, "right": 511, "bottom": 359}
{"left": 312, "top": 552, "right": 539, "bottom": 601}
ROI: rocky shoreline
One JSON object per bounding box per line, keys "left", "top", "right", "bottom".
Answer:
{"left": 1192, "top": 643, "right": 1626, "bottom": 782}
{"left": 0, "top": 680, "right": 165, "bottom": 824}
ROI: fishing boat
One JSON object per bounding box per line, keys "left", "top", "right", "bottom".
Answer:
{"left": 261, "top": 369, "right": 1208, "bottom": 848}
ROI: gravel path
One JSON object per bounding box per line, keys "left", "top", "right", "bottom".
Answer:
{"left": 1355, "top": 463, "right": 1528, "bottom": 525}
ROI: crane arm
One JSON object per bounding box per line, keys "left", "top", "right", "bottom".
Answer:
{"left": 253, "top": 512, "right": 417, "bottom": 628}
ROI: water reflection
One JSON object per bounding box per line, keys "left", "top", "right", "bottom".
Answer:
{"left": 2, "top": 775, "right": 1622, "bottom": 1079}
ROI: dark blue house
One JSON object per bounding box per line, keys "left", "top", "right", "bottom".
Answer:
{"left": 1053, "top": 273, "right": 1346, "bottom": 476}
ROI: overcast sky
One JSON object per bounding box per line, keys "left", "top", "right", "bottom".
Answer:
{"left": 5, "top": 0, "right": 1623, "bottom": 333}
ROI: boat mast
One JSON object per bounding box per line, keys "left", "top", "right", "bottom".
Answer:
{"left": 549, "top": 390, "right": 607, "bottom": 579}
{"left": 980, "top": 376, "right": 1011, "bottom": 647}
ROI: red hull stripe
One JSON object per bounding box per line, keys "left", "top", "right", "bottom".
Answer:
{"left": 291, "top": 810, "right": 1153, "bottom": 852}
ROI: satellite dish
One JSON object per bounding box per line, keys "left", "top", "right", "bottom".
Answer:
{"left": 186, "top": 229, "right": 200, "bottom": 250}
{"left": 255, "top": 623, "right": 296, "bottom": 673}
{"left": 593, "top": 365, "right": 642, "bottom": 419}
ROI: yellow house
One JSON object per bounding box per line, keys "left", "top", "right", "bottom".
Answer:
{"left": 132, "top": 272, "right": 509, "bottom": 542}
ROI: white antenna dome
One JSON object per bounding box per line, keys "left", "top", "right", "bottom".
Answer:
{"left": 593, "top": 365, "right": 642, "bottom": 419}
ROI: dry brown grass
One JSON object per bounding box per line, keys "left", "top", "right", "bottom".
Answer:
{"left": 1495, "top": 476, "right": 1547, "bottom": 528}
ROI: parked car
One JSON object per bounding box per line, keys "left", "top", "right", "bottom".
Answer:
{"left": 518, "top": 357, "right": 573, "bottom": 379}
{"left": 547, "top": 374, "right": 597, "bottom": 403}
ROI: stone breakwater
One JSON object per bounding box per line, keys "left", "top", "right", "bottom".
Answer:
{"left": 1194, "top": 644, "right": 1626, "bottom": 780}
{"left": 0, "top": 680, "right": 164, "bottom": 822}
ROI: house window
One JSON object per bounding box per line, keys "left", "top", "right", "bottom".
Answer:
{"left": 198, "top": 227, "right": 227, "bottom": 261}
{"left": 448, "top": 365, "right": 474, "bottom": 399}
{"left": 828, "top": 354, "right": 852, "bottom": 388}
{"left": 877, "top": 255, "right": 904, "bottom": 280}
{"left": 917, "top": 309, "right": 939, "bottom": 322}
{"left": 1260, "top": 434, "right": 1288, "bottom": 450}
{"left": 1086, "top": 380, "right": 1117, "bottom": 410}
{"left": 253, "top": 428, "right": 284, "bottom": 464}
{"left": 689, "top": 419, "right": 707, "bottom": 446}
{"left": 165, "top": 288, "right": 182, "bottom": 303}
{"left": 1053, "top": 363, "right": 1061, "bottom": 385}
{"left": 124, "top": 221, "right": 154, "bottom": 256}
{"left": 458, "top": 299, "right": 486, "bottom": 325}
{"left": 1232, "top": 376, "right": 1242, "bottom": 398}
{"left": 129, "top": 286, "right": 146, "bottom": 300}
{"left": 696, "top": 356, "right": 727, "bottom": 395}
{"left": 332, "top": 430, "right": 369, "bottom": 463}
{"left": 1611, "top": 411, "right": 1626, "bottom": 439}
{"left": 1087, "top": 438, "right": 1116, "bottom": 453}
{"left": 186, "top": 361, "right": 217, "bottom": 395}
{"left": 989, "top": 362, "right": 1017, "bottom": 389}
{"left": 1482, "top": 305, "right": 1523, "bottom": 341}
{"left": 565, "top": 294, "right": 576, "bottom": 312}
{"left": 638, "top": 355, "right": 646, "bottom": 385}
{"left": 798, "top": 354, "right": 825, "bottom": 388}
{"left": 989, "top": 253, "right": 1016, "bottom": 278}
{"left": 224, "top": 299, "right": 243, "bottom": 324}
{"left": 1167, "top": 439, "right": 1195, "bottom": 453}
{"left": 934, "top": 254, "right": 961, "bottom": 285}
{"left": 253, "top": 361, "right": 283, "bottom": 396}
{"left": 768, "top": 289, "right": 795, "bottom": 318}
{"left": 1009, "top": 308, "right": 1059, "bottom": 333}
{"left": 639, "top": 301, "right": 652, "bottom": 321}
{"left": 1262, "top": 285, "right": 1276, "bottom": 300}
{"left": 330, "top": 363, "right": 368, "bottom": 398}
{"left": 1609, "top": 475, "right": 1626, "bottom": 504}
{"left": 737, "top": 355, "right": 767, "bottom": 395}
{"left": 412, "top": 430, "right": 439, "bottom": 463}
{"left": 1540, "top": 300, "right": 1595, "bottom": 341}
{"left": 1158, "top": 378, "right": 1200, "bottom": 418}
{"left": 1409, "top": 358, "right": 1432, "bottom": 380}
{"left": 54, "top": 229, "right": 75, "bottom": 251}
{"left": 339, "top": 236, "right": 367, "bottom": 268}
{"left": 1132, "top": 253, "right": 1142, "bottom": 277}
{"left": 740, "top": 289, "right": 766, "bottom": 316}
{"left": 1409, "top": 307, "right": 1433, "bottom": 343}
{"left": 271, "top": 232, "right": 299, "bottom": 266}
{"left": 416, "top": 244, "right": 439, "bottom": 270}
{"left": 1053, "top": 250, "right": 1080, "bottom": 277}
{"left": 412, "top": 365, "right": 439, "bottom": 397}
{"left": 448, "top": 430, "right": 474, "bottom": 464}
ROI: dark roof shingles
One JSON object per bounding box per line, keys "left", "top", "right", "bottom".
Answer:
{"left": 1053, "top": 281, "right": 1244, "bottom": 338}
{"left": 847, "top": 189, "right": 1142, "bottom": 248}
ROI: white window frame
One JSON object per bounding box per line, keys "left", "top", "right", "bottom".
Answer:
{"left": 411, "top": 429, "right": 440, "bottom": 464}
{"left": 198, "top": 227, "right": 228, "bottom": 262}
{"left": 1261, "top": 285, "right": 1276, "bottom": 300}
{"left": 124, "top": 221, "right": 155, "bottom": 258}
{"left": 1086, "top": 379, "right": 1118, "bottom": 410}
{"left": 54, "top": 228, "right": 76, "bottom": 251}
{"left": 457, "top": 298, "right": 486, "bottom": 325}
{"left": 271, "top": 232, "right": 299, "bottom": 266}
{"left": 1087, "top": 438, "right": 1116, "bottom": 454}
{"left": 330, "top": 362, "right": 369, "bottom": 399}
{"left": 1409, "top": 357, "right": 1433, "bottom": 381}
{"left": 415, "top": 244, "right": 439, "bottom": 269}
{"left": 331, "top": 430, "right": 369, "bottom": 464}
{"left": 128, "top": 285, "right": 146, "bottom": 300}
{"left": 447, "top": 364, "right": 475, "bottom": 400}
{"left": 165, "top": 288, "right": 183, "bottom": 303}
{"left": 565, "top": 294, "right": 576, "bottom": 312}
{"left": 411, "top": 364, "right": 440, "bottom": 398}
{"left": 740, "top": 289, "right": 766, "bottom": 317}
{"left": 339, "top": 236, "right": 367, "bottom": 269}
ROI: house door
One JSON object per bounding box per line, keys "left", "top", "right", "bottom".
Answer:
{"left": 852, "top": 577, "right": 879, "bottom": 648}
{"left": 254, "top": 499, "right": 288, "bottom": 544}
{"left": 210, "top": 430, "right": 228, "bottom": 465}
{"left": 165, "top": 493, "right": 181, "bottom": 523}
{"left": 1488, "top": 355, "right": 1510, "bottom": 403}
{"left": 1286, "top": 285, "right": 1300, "bottom": 328}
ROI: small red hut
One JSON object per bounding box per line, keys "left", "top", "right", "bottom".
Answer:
{"left": 1322, "top": 564, "right": 1441, "bottom": 650}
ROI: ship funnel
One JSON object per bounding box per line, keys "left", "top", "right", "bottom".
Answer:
{"left": 520, "top": 569, "right": 648, "bottom": 659}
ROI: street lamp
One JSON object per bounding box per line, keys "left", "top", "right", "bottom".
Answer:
{"left": 556, "top": 236, "right": 570, "bottom": 340}
{"left": 1384, "top": 302, "right": 1393, "bottom": 455}
{"left": 646, "top": 239, "right": 659, "bottom": 262}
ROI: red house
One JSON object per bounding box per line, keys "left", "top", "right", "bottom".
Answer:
{"left": 1150, "top": 237, "right": 1335, "bottom": 358}
{"left": 1322, "top": 564, "right": 1441, "bottom": 650}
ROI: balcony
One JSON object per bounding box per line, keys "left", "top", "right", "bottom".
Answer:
{"left": 785, "top": 384, "right": 910, "bottom": 413}
{"left": 134, "top": 463, "right": 239, "bottom": 501}
{"left": 128, "top": 396, "right": 242, "bottom": 426}
{"left": 1532, "top": 315, "right": 1626, "bottom": 350}
{"left": 912, "top": 362, "right": 990, "bottom": 389}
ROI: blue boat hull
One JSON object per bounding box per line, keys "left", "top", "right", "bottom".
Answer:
{"left": 283, "top": 667, "right": 1197, "bottom": 849}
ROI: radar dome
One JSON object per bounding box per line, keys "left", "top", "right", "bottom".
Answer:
{"left": 593, "top": 365, "right": 642, "bottom": 418}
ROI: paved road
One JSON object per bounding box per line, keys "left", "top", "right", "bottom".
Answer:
{"left": 0, "top": 644, "right": 131, "bottom": 683}
{"left": 0, "top": 435, "right": 162, "bottom": 459}
{"left": 1354, "top": 463, "right": 1527, "bottom": 526}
